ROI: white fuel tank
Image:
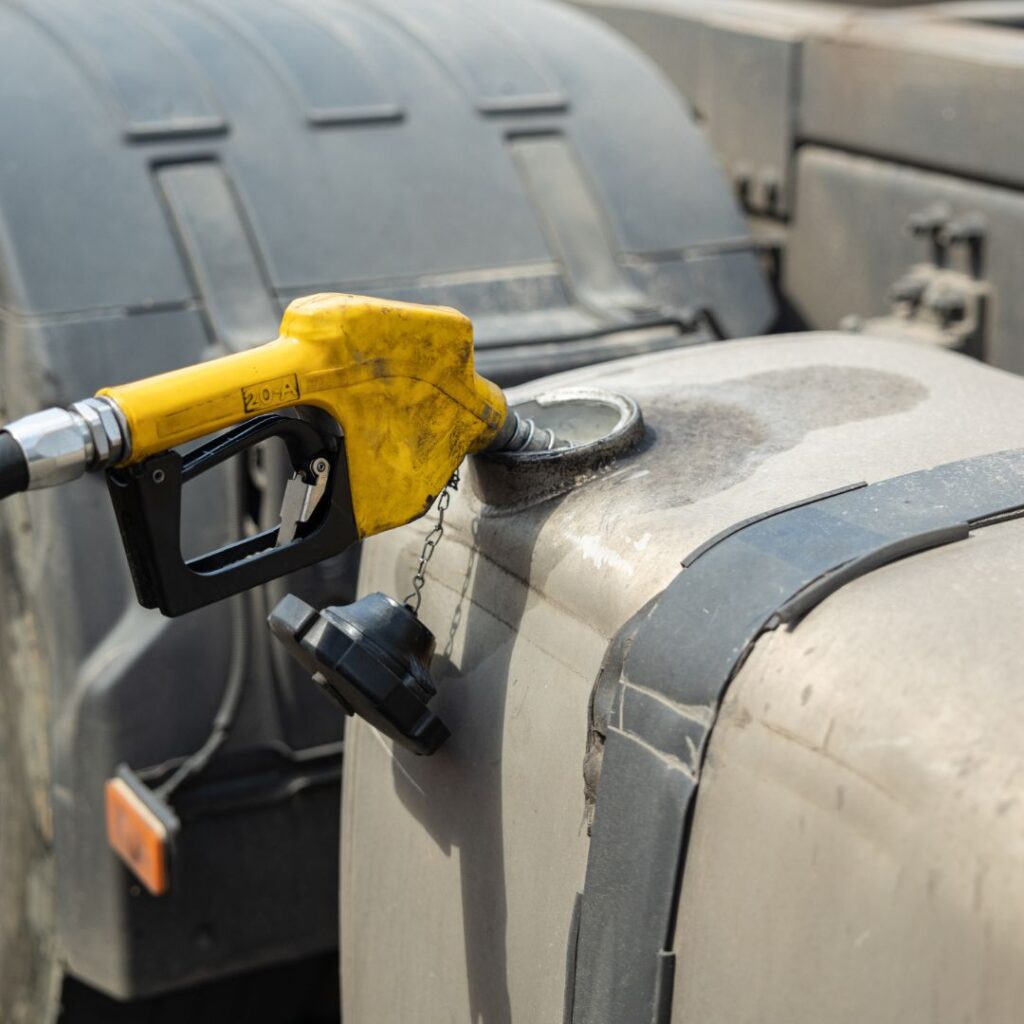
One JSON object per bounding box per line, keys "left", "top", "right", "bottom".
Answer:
{"left": 342, "top": 331, "right": 1024, "bottom": 1024}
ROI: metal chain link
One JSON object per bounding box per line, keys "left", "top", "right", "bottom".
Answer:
{"left": 404, "top": 469, "right": 460, "bottom": 614}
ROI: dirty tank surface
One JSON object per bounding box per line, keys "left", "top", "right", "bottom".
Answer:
{"left": 674, "top": 516, "right": 1024, "bottom": 1023}
{"left": 341, "top": 330, "right": 1024, "bottom": 1023}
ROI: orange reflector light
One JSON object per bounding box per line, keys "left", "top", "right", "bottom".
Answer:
{"left": 105, "top": 776, "right": 171, "bottom": 896}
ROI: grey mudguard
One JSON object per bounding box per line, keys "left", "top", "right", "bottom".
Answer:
{"left": 0, "top": 0, "right": 770, "bottom": 1005}
{"left": 346, "top": 331, "right": 1024, "bottom": 1023}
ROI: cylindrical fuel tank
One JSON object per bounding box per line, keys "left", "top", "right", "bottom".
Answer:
{"left": 345, "top": 330, "right": 1024, "bottom": 1023}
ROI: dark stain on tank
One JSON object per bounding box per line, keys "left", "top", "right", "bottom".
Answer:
{"left": 588, "top": 365, "right": 927, "bottom": 507}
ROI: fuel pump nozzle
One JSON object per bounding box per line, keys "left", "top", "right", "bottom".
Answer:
{"left": 0, "top": 293, "right": 554, "bottom": 615}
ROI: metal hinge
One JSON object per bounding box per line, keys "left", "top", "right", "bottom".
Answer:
{"left": 842, "top": 203, "right": 990, "bottom": 358}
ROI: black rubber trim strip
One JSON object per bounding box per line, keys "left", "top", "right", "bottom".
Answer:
{"left": 0, "top": 431, "right": 29, "bottom": 499}
{"left": 968, "top": 501, "right": 1024, "bottom": 526}
{"left": 570, "top": 447, "right": 1024, "bottom": 1024}
{"left": 652, "top": 951, "right": 676, "bottom": 1024}
{"left": 773, "top": 523, "right": 969, "bottom": 629}
{"left": 561, "top": 893, "right": 583, "bottom": 1024}
{"left": 681, "top": 480, "right": 868, "bottom": 568}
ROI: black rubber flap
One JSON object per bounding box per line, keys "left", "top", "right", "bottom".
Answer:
{"left": 571, "top": 447, "right": 1024, "bottom": 1024}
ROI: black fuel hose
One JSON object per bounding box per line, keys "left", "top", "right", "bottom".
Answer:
{"left": 0, "top": 432, "right": 28, "bottom": 499}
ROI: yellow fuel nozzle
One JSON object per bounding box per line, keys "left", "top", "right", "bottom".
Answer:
{"left": 100, "top": 293, "right": 507, "bottom": 539}
{"left": 0, "top": 292, "right": 542, "bottom": 616}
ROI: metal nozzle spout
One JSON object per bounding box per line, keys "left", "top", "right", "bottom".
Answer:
{"left": 486, "top": 409, "right": 567, "bottom": 455}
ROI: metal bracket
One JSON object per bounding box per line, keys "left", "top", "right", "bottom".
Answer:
{"left": 843, "top": 205, "right": 990, "bottom": 358}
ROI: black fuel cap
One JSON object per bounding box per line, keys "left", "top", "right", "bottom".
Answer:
{"left": 268, "top": 592, "right": 449, "bottom": 756}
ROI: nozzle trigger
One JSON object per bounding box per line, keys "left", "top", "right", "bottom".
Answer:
{"left": 106, "top": 414, "right": 358, "bottom": 616}
{"left": 277, "top": 456, "right": 331, "bottom": 547}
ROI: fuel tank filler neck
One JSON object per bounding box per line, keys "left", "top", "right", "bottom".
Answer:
{"left": 472, "top": 387, "right": 644, "bottom": 508}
